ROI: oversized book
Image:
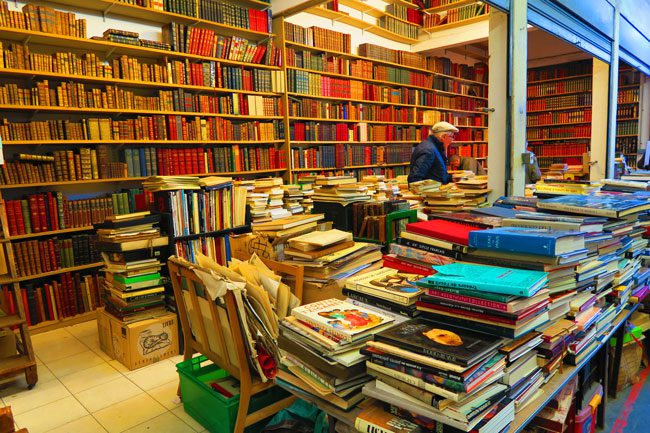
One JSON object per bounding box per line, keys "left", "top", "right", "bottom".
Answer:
{"left": 373, "top": 318, "right": 503, "bottom": 367}
{"left": 405, "top": 219, "right": 483, "bottom": 246}
{"left": 537, "top": 194, "right": 650, "bottom": 218}
{"left": 426, "top": 263, "right": 548, "bottom": 297}
{"left": 345, "top": 268, "right": 423, "bottom": 306}
{"left": 291, "top": 298, "right": 394, "bottom": 343}
{"left": 468, "top": 226, "right": 586, "bottom": 257}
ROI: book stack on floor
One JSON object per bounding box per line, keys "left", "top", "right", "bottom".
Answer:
{"left": 276, "top": 298, "right": 394, "bottom": 411}
{"left": 311, "top": 176, "right": 371, "bottom": 205}
{"left": 455, "top": 177, "right": 491, "bottom": 208}
{"left": 282, "top": 183, "right": 310, "bottom": 215}
{"left": 95, "top": 211, "right": 169, "bottom": 323}
{"left": 251, "top": 214, "right": 326, "bottom": 255}
{"left": 360, "top": 318, "right": 514, "bottom": 433}
{"left": 238, "top": 177, "right": 292, "bottom": 223}
{"left": 358, "top": 175, "right": 401, "bottom": 202}
{"left": 282, "top": 229, "right": 383, "bottom": 301}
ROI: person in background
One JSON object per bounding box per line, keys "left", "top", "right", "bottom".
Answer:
{"left": 449, "top": 154, "right": 486, "bottom": 175}
{"left": 525, "top": 142, "right": 542, "bottom": 184}
{"left": 408, "top": 121, "right": 458, "bottom": 184}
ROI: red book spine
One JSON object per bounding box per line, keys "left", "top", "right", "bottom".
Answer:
{"left": 14, "top": 201, "right": 25, "bottom": 236}
{"left": 44, "top": 284, "right": 55, "bottom": 321}
{"left": 28, "top": 195, "right": 41, "bottom": 232}
{"left": 6, "top": 200, "right": 17, "bottom": 236}
{"left": 21, "top": 288, "right": 31, "bottom": 326}
{"left": 47, "top": 192, "right": 59, "bottom": 231}
{"left": 52, "top": 281, "right": 64, "bottom": 318}
{"left": 37, "top": 194, "right": 48, "bottom": 232}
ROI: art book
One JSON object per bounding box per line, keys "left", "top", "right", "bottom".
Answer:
{"left": 291, "top": 298, "right": 395, "bottom": 343}
{"left": 426, "top": 263, "right": 548, "bottom": 297}
{"left": 468, "top": 227, "right": 585, "bottom": 257}
{"left": 373, "top": 318, "right": 503, "bottom": 367}
{"left": 405, "top": 219, "right": 484, "bottom": 246}
{"left": 345, "top": 267, "right": 424, "bottom": 306}
{"left": 537, "top": 194, "right": 650, "bottom": 218}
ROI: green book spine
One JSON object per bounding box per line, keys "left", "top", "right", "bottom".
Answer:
{"left": 119, "top": 193, "right": 129, "bottom": 215}
{"left": 111, "top": 194, "right": 120, "bottom": 215}
{"left": 113, "top": 272, "right": 162, "bottom": 284}
{"left": 20, "top": 200, "right": 32, "bottom": 234}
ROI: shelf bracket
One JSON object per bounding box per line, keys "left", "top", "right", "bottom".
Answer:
{"left": 103, "top": 0, "right": 118, "bottom": 22}
{"left": 105, "top": 48, "right": 116, "bottom": 61}
{"left": 22, "top": 36, "right": 31, "bottom": 47}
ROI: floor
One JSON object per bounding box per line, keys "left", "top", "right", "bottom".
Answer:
{"left": 0, "top": 320, "right": 206, "bottom": 433}
{"left": 604, "top": 363, "right": 650, "bottom": 433}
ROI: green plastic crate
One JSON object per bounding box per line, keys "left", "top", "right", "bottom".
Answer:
{"left": 177, "top": 355, "right": 288, "bottom": 433}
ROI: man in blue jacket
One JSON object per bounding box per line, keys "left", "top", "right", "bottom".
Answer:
{"left": 408, "top": 121, "right": 458, "bottom": 184}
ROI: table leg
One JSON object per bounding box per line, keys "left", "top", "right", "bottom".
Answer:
{"left": 328, "top": 416, "right": 337, "bottom": 433}
{"left": 598, "top": 345, "right": 608, "bottom": 429}
{"left": 609, "top": 323, "right": 626, "bottom": 399}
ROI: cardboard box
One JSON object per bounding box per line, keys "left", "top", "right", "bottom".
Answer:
{"left": 97, "top": 308, "right": 179, "bottom": 370}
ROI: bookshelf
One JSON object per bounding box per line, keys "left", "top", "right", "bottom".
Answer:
{"left": 526, "top": 60, "right": 593, "bottom": 175}
{"left": 276, "top": 18, "right": 489, "bottom": 182}
{"left": 0, "top": 0, "right": 284, "bottom": 334}
{"left": 616, "top": 65, "right": 641, "bottom": 168}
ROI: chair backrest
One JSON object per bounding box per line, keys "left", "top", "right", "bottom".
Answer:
{"left": 168, "top": 257, "right": 250, "bottom": 382}
{"left": 260, "top": 258, "right": 304, "bottom": 304}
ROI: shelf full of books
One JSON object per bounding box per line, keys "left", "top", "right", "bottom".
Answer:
{"left": 616, "top": 65, "right": 641, "bottom": 167}
{"left": 526, "top": 60, "right": 593, "bottom": 175}
{"left": 0, "top": 0, "right": 282, "bottom": 333}
{"left": 277, "top": 19, "right": 489, "bottom": 182}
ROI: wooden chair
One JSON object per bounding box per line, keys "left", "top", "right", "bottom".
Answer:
{"left": 168, "top": 257, "right": 301, "bottom": 433}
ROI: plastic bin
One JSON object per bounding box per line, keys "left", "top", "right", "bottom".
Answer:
{"left": 177, "top": 355, "right": 289, "bottom": 433}
{"left": 574, "top": 384, "right": 603, "bottom": 433}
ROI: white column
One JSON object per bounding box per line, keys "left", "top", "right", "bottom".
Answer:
{"left": 487, "top": 11, "right": 508, "bottom": 200}
{"left": 509, "top": 0, "right": 528, "bottom": 196}
{"left": 591, "top": 58, "right": 610, "bottom": 181}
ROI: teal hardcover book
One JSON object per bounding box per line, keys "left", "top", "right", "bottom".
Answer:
{"left": 426, "top": 263, "right": 548, "bottom": 297}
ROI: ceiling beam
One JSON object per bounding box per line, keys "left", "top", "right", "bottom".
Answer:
{"left": 272, "top": 0, "right": 330, "bottom": 18}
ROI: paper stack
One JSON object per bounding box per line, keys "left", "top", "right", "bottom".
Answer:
{"left": 311, "top": 176, "right": 371, "bottom": 204}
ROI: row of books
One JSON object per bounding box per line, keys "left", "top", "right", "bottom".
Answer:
{"left": 617, "top": 104, "right": 638, "bottom": 119}
{"left": 286, "top": 49, "right": 373, "bottom": 79}
{"left": 454, "top": 143, "right": 488, "bottom": 158}
{"left": 290, "top": 122, "right": 427, "bottom": 142}
{"left": 2, "top": 80, "right": 283, "bottom": 115}
{"left": 291, "top": 144, "right": 412, "bottom": 169}
{"left": 529, "top": 143, "right": 588, "bottom": 157}
{"left": 527, "top": 60, "right": 592, "bottom": 82}
{"left": 378, "top": 15, "right": 419, "bottom": 39}
{"left": 283, "top": 22, "right": 352, "bottom": 54}
{"left": 173, "top": 236, "right": 231, "bottom": 264}
{"left": 198, "top": 0, "right": 270, "bottom": 33}
{"left": 527, "top": 77, "right": 592, "bottom": 98}
{"left": 452, "top": 128, "right": 487, "bottom": 141}
{"left": 618, "top": 88, "right": 639, "bottom": 104}
{"left": 527, "top": 109, "right": 591, "bottom": 127}
{"left": 386, "top": 3, "right": 422, "bottom": 25}
{"left": 288, "top": 99, "right": 416, "bottom": 123}
{"left": 3, "top": 272, "right": 102, "bottom": 326}
{"left": 0, "top": 116, "right": 283, "bottom": 142}
{"left": 292, "top": 166, "right": 408, "bottom": 183}
{"left": 526, "top": 93, "right": 593, "bottom": 111}
{"left": 117, "top": 0, "right": 197, "bottom": 18}
{"left": 538, "top": 157, "right": 583, "bottom": 168}
{"left": 0, "top": 2, "right": 86, "bottom": 38}
{"left": 423, "top": 2, "right": 489, "bottom": 28}
{"left": 124, "top": 145, "right": 286, "bottom": 177}
{"left": 425, "top": 110, "right": 487, "bottom": 128}
{"left": 12, "top": 234, "right": 100, "bottom": 278}
{"left": 617, "top": 121, "right": 639, "bottom": 136}
{"left": 434, "top": 77, "right": 488, "bottom": 98}
{"left": 526, "top": 125, "right": 591, "bottom": 140}
{"left": 616, "top": 137, "right": 639, "bottom": 155}
{"left": 3, "top": 191, "right": 136, "bottom": 236}
{"left": 358, "top": 43, "right": 426, "bottom": 69}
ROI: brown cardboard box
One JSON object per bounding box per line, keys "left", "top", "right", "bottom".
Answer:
{"left": 97, "top": 308, "right": 179, "bottom": 370}
{"left": 96, "top": 308, "right": 114, "bottom": 358}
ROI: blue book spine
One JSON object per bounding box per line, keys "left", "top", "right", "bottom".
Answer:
{"left": 468, "top": 231, "right": 558, "bottom": 256}
{"left": 139, "top": 148, "right": 147, "bottom": 176}
{"left": 132, "top": 149, "right": 141, "bottom": 177}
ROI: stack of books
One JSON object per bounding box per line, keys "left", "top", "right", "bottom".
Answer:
{"left": 251, "top": 214, "right": 325, "bottom": 246}
{"left": 282, "top": 184, "right": 311, "bottom": 215}
{"left": 455, "top": 177, "right": 491, "bottom": 208}
{"left": 358, "top": 175, "right": 401, "bottom": 202}
{"left": 95, "top": 212, "right": 168, "bottom": 323}
{"left": 361, "top": 318, "right": 514, "bottom": 432}
{"left": 276, "top": 298, "right": 394, "bottom": 410}
{"left": 311, "top": 176, "right": 371, "bottom": 204}
{"left": 238, "top": 177, "right": 292, "bottom": 223}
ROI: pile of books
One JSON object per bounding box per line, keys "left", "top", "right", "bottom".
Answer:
{"left": 276, "top": 298, "right": 394, "bottom": 410}
{"left": 358, "top": 175, "right": 401, "bottom": 202}
{"left": 311, "top": 176, "right": 371, "bottom": 204}
{"left": 238, "top": 177, "right": 292, "bottom": 223}
{"left": 95, "top": 211, "right": 169, "bottom": 323}
{"left": 282, "top": 184, "right": 311, "bottom": 215}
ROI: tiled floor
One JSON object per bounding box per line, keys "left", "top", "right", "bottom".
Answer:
{"left": 0, "top": 320, "right": 206, "bottom": 433}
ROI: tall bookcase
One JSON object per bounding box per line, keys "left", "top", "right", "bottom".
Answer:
{"left": 274, "top": 17, "right": 489, "bottom": 183}
{"left": 526, "top": 60, "right": 593, "bottom": 176}
{"left": 616, "top": 65, "right": 641, "bottom": 168}
{"left": 0, "top": 0, "right": 283, "bottom": 335}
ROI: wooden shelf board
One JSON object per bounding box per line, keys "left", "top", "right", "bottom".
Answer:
{"left": 527, "top": 73, "right": 593, "bottom": 85}
{"left": 383, "top": 0, "right": 421, "bottom": 9}
{"left": 0, "top": 355, "right": 36, "bottom": 374}
{"left": 1, "top": 226, "right": 94, "bottom": 242}
{"left": 526, "top": 89, "right": 592, "bottom": 99}
{"left": 616, "top": 134, "right": 638, "bottom": 137}
{"left": 527, "top": 105, "right": 592, "bottom": 113}
{"left": 29, "top": 311, "right": 98, "bottom": 335}
{"left": 424, "top": 0, "right": 479, "bottom": 13}
{"left": 290, "top": 140, "right": 420, "bottom": 144}
{"left": 0, "top": 68, "right": 281, "bottom": 96}
{"left": 289, "top": 116, "right": 421, "bottom": 125}
{"left": 0, "top": 27, "right": 280, "bottom": 70}
{"left": 453, "top": 140, "right": 488, "bottom": 143}
{"left": 421, "top": 14, "right": 489, "bottom": 33}
{"left": 338, "top": 0, "right": 414, "bottom": 25}
{"left": 536, "top": 155, "right": 585, "bottom": 158}
{"left": 0, "top": 104, "right": 283, "bottom": 120}
{"left": 292, "top": 162, "right": 409, "bottom": 172}
{"left": 307, "top": 7, "right": 418, "bottom": 44}
{"left": 616, "top": 118, "right": 639, "bottom": 121}
{"left": 433, "top": 71, "right": 488, "bottom": 86}
{"left": 618, "top": 101, "right": 639, "bottom": 105}
{"left": 433, "top": 88, "right": 488, "bottom": 100}
{"left": 0, "top": 262, "right": 104, "bottom": 284}
{"left": 0, "top": 315, "right": 26, "bottom": 328}
{"left": 4, "top": 140, "right": 285, "bottom": 146}
{"left": 618, "top": 83, "right": 641, "bottom": 89}
{"left": 527, "top": 121, "right": 591, "bottom": 128}
{"left": 43, "top": 0, "right": 271, "bottom": 37}
{"left": 526, "top": 137, "right": 591, "bottom": 142}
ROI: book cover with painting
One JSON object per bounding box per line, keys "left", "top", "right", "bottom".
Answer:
{"left": 291, "top": 298, "right": 395, "bottom": 343}
{"left": 374, "top": 318, "right": 503, "bottom": 367}
{"left": 345, "top": 267, "right": 424, "bottom": 306}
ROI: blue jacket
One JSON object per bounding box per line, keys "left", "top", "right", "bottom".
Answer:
{"left": 408, "top": 136, "right": 452, "bottom": 184}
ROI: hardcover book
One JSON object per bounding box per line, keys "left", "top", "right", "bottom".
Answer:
{"left": 405, "top": 219, "right": 484, "bottom": 246}
{"left": 373, "top": 318, "right": 503, "bottom": 367}
{"left": 468, "top": 226, "right": 586, "bottom": 257}
{"left": 345, "top": 268, "right": 424, "bottom": 306}
{"left": 538, "top": 194, "right": 650, "bottom": 218}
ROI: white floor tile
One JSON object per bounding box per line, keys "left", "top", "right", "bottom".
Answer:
{"left": 107, "top": 359, "right": 130, "bottom": 374}
{"left": 93, "top": 393, "right": 166, "bottom": 433}
{"left": 30, "top": 329, "right": 72, "bottom": 347}
{"left": 147, "top": 380, "right": 181, "bottom": 410}
{"left": 13, "top": 396, "right": 88, "bottom": 433}
{"left": 46, "top": 351, "right": 106, "bottom": 379}
{"left": 126, "top": 361, "right": 179, "bottom": 391}
{"left": 172, "top": 407, "right": 205, "bottom": 432}
{"left": 66, "top": 320, "right": 98, "bottom": 340}
{"left": 75, "top": 376, "right": 143, "bottom": 413}
{"left": 1, "top": 378, "right": 70, "bottom": 415}
{"left": 59, "top": 363, "right": 122, "bottom": 394}
{"left": 44, "top": 415, "right": 107, "bottom": 433}
{"left": 34, "top": 338, "right": 91, "bottom": 364}
{"left": 122, "top": 411, "right": 195, "bottom": 433}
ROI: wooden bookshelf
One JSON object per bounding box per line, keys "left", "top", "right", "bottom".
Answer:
{"left": 615, "top": 64, "right": 641, "bottom": 167}
{"left": 424, "top": 0, "right": 479, "bottom": 13}
{"left": 527, "top": 105, "right": 592, "bottom": 114}
{"left": 4, "top": 140, "right": 285, "bottom": 146}
{"left": 0, "top": 262, "right": 103, "bottom": 285}
{"left": 527, "top": 122, "right": 591, "bottom": 128}
{"left": 0, "top": 226, "right": 94, "bottom": 242}
{"left": 421, "top": 13, "right": 488, "bottom": 32}
{"left": 28, "top": 310, "right": 98, "bottom": 335}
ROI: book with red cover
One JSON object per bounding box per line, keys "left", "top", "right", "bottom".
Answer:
{"left": 382, "top": 254, "right": 434, "bottom": 276}
{"left": 405, "top": 219, "right": 484, "bottom": 246}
